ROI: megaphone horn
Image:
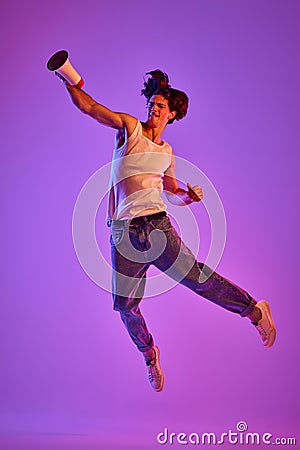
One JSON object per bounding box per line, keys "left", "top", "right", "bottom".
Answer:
{"left": 47, "top": 50, "right": 84, "bottom": 88}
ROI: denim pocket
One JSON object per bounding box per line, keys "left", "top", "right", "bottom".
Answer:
{"left": 110, "top": 225, "right": 125, "bottom": 245}
{"left": 150, "top": 215, "right": 173, "bottom": 232}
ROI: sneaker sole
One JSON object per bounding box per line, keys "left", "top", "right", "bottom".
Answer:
{"left": 259, "top": 300, "right": 276, "bottom": 348}
{"left": 153, "top": 346, "right": 164, "bottom": 392}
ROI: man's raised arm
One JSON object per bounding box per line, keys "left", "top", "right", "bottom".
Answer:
{"left": 65, "top": 83, "right": 137, "bottom": 132}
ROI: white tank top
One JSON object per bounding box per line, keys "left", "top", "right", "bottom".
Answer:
{"left": 108, "top": 121, "right": 173, "bottom": 220}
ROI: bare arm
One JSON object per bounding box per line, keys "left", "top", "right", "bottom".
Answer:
{"left": 65, "top": 83, "right": 137, "bottom": 134}
{"left": 163, "top": 154, "right": 204, "bottom": 205}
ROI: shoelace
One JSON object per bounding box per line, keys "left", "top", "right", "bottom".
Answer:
{"left": 256, "top": 323, "right": 268, "bottom": 337}
{"left": 148, "top": 364, "right": 161, "bottom": 382}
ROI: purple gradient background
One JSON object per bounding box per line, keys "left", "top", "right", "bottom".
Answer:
{"left": 1, "top": 1, "right": 299, "bottom": 449}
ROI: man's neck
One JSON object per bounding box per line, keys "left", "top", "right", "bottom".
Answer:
{"left": 141, "top": 122, "right": 166, "bottom": 145}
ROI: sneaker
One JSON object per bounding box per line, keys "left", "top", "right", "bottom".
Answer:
{"left": 146, "top": 346, "right": 164, "bottom": 392}
{"left": 253, "top": 300, "right": 276, "bottom": 348}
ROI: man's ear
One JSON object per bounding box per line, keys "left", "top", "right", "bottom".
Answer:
{"left": 168, "top": 111, "right": 176, "bottom": 120}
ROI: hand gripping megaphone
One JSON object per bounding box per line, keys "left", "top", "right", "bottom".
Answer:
{"left": 47, "top": 50, "right": 84, "bottom": 88}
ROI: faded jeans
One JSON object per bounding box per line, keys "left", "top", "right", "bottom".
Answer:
{"left": 109, "top": 213, "right": 256, "bottom": 354}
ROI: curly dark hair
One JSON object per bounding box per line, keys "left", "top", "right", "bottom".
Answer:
{"left": 141, "top": 69, "right": 189, "bottom": 124}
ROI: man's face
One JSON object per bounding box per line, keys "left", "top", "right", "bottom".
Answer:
{"left": 146, "top": 94, "right": 175, "bottom": 127}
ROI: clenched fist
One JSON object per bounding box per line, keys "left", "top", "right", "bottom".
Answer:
{"left": 187, "top": 182, "right": 204, "bottom": 202}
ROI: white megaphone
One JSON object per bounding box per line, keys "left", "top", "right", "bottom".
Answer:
{"left": 47, "top": 50, "right": 84, "bottom": 88}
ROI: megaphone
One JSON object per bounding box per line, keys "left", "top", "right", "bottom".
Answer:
{"left": 47, "top": 50, "right": 84, "bottom": 88}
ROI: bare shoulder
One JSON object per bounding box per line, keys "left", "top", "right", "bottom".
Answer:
{"left": 118, "top": 113, "right": 139, "bottom": 137}
{"left": 114, "top": 114, "right": 139, "bottom": 149}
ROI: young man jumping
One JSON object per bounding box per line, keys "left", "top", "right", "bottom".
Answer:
{"left": 60, "top": 69, "right": 276, "bottom": 392}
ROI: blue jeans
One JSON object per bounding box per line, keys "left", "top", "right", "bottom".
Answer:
{"left": 109, "top": 213, "right": 256, "bottom": 353}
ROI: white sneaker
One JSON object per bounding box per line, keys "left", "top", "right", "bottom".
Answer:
{"left": 253, "top": 300, "right": 276, "bottom": 348}
{"left": 146, "top": 346, "right": 164, "bottom": 392}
